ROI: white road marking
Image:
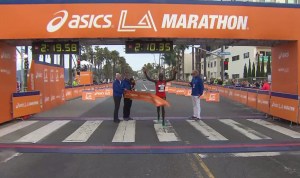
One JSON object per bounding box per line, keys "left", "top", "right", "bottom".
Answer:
{"left": 199, "top": 152, "right": 281, "bottom": 158}
{"left": 63, "top": 121, "right": 102, "bottom": 142}
{"left": 2, "top": 153, "right": 22, "bottom": 163}
{"left": 154, "top": 120, "right": 181, "bottom": 142}
{"left": 112, "top": 120, "right": 135, "bottom": 142}
{"left": 143, "top": 84, "right": 148, "bottom": 90}
{"left": 247, "top": 119, "right": 300, "bottom": 138}
{"left": 187, "top": 120, "right": 228, "bottom": 141}
{"left": 15, "top": 120, "right": 70, "bottom": 143}
{"left": 232, "top": 152, "right": 281, "bottom": 157}
{"left": 150, "top": 89, "right": 155, "bottom": 92}
{"left": 219, "top": 119, "right": 271, "bottom": 140}
{"left": 141, "top": 89, "right": 146, "bottom": 91}
{"left": 0, "top": 121, "right": 38, "bottom": 138}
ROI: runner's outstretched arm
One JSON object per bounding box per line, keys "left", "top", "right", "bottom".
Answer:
{"left": 143, "top": 68, "right": 157, "bottom": 83}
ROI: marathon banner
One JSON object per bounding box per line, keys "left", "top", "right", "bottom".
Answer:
{"left": 124, "top": 90, "right": 170, "bottom": 107}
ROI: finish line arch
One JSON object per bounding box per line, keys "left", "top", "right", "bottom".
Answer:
{"left": 1, "top": 1, "right": 300, "bottom": 123}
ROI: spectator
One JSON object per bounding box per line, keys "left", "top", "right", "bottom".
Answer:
{"left": 189, "top": 70, "right": 204, "bottom": 121}
{"left": 113, "top": 73, "right": 123, "bottom": 123}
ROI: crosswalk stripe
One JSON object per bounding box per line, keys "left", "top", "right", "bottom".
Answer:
{"left": 154, "top": 120, "right": 181, "bottom": 142}
{"left": 63, "top": 121, "right": 103, "bottom": 142}
{"left": 247, "top": 119, "right": 300, "bottom": 138}
{"left": 187, "top": 120, "right": 228, "bottom": 141}
{"left": 219, "top": 119, "right": 271, "bottom": 140}
{"left": 0, "top": 121, "right": 38, "bottom": 138}
{"left": 15, "top": 120, "right": 70, "bottom": 143}
{"left": 112, "top": 121, "right": 135, "bottom": 142}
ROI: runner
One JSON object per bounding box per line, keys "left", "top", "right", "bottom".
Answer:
{"left": 143, "top": 68, "right": 177, "bottom": 126}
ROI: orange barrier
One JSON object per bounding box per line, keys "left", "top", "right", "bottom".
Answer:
{"left": 206, "top": 91, "right": 220, "bottom": 102}
{"left": 239, "top": 89, "right": 248, "bottom": 105}
{"left": 270, "top": 94, "right": 298, "bottom": 123}
{"left": 0, "top": 42, "right": 16, "bottom": 124}
{"left": 175, "top": 88, "right": 186, "bottom": 96}
{"left": 256, "top": 90, "right": 270, "bottom": 114}
{"left": 76, "top": 71, "right": 93, "bottom": 85}
{"left": 247, "top": 89, "right": 257, "bottom": 109}
{"left": 12, "top": 91, "right": 41, "bottom": 118}
{"left": 82, "top": 90, "right": 95, "bottom": 101}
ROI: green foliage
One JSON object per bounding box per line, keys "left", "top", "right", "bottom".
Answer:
{"left": 252, "top": 62, "right": 255, "bottom": 77}
{"left": 243, "top": 63, "right": 248, "bottom": 78}
{"left": 248, "top": 59, "right": 251, "bottom": 78}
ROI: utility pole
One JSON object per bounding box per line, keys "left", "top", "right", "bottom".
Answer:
{"left": 220, "top": 46, "right": 225, "bottom": 81}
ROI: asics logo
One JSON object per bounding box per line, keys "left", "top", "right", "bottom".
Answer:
{"left": 47, "top": 10, "right": 68, "bottom": 33}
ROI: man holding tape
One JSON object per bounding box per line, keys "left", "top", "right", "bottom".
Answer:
{"left": 189, "top": 70, "right": 204, "bottom": 121}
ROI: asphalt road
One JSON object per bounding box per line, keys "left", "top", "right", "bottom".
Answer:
{"left": 0, "top": 80, "right": 300, "bottom": 178}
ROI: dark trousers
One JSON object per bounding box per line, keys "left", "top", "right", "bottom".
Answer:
{"left": 123, "top": 98, "right": 132, "bottom": 118}
{"left": 113, "top": 96, "right": 122, "bottom": 121}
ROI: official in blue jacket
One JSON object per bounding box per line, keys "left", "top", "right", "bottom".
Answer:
{"left": 189, "top": 70, "right": 204, "bottom": 120}
{"left": 113, "top": 73, "right": 123, "bottom": 123}
{"left": 122, "top": 72, "right": 134, "bottom": 121}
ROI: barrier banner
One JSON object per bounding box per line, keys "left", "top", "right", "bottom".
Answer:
{"left": 233, "top": 89, "right": 241, "bottom": 102}
{"left": 65, "top": 88, "right": 73, "bottom": 100}
{"left": 124, "top": 90, "right": 170, "bottom": 107}
{"left": 239, "top": 89, "right": 248, "bottom": 105}
{"left": 176, "top": 88, "right": 186, "bottom": 96}
{"left": 200, "top": 90, "right": 207, "bottom": 100}
{"left": 76, "top": 71, "right": 93, "bottom": 85}
{"left": 95, "top": 89, "right": 106, "bottom": 98}
{"left": 165, "top": 86, "right": 169, "bottom": 92}
{"left": 184, "top": 89, "right": 192, "bottom": 96}
{"left": 205, "top": 91, "right": 220, "bottom": 102}
{"left": 12, "top": 91, "right": 41, "bottom": 118}
{"left": 270, "top": 94, "right": 298, "bottom": 123}
{"left": 247, "top": 89, "right": 257, "bottom": 109}
{"left": 257, "top": 91, "right": 270, "bottom": 114}
{"left": 167, "top": 87, "right": 177, "bottom": 94}
{"left": 224, "top": 88, "right": 229, "bottom": 98}
{"left": 105, "top": 89, "right": 113, "bottom": 96}
{"left": 82, "top": 90, "right": 95, "bottom": 101}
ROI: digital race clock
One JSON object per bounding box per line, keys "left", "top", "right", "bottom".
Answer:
{"left": 125, "top": 41, "right": 173, "bottom": 53}
{"left": 32, "top": 41, "right": 79, "bottom": 54}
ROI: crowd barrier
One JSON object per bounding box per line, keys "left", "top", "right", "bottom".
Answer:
{"left": 207, "top": 84, "right": 299, "bottom": 124}
{"left": 171, "top": 82, "right": 299, "bottom": 124}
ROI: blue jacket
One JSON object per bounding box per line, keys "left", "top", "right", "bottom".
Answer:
{"left": 190, "top": 76, "right": 204, "bottom": 96}
{"left": 113, "top": 79, "right": 124, "bottom": 97}
{"left": 122, "top": 78, "right": 131, "bottom": 90}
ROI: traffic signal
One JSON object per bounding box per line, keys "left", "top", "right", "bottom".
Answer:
{"left": 76, "top": 59, "right": 81, "bottom": 75}
{"left": 24, "top": 58, "right": 29, "bottom": 70}
{"left": 224, "top": 61, "right": 228, "bottom": 70}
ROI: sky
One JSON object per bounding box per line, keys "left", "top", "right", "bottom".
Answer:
{"left": 101, "top": 45, "right": 161, "bottom": 71}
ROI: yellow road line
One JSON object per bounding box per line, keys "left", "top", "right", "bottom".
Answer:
{"left": 194, "top": 153, "right": 215, "bottom": 178}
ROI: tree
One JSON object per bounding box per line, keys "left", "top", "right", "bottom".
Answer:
{"left": 174, "top": 45, "right": 189, "bottom": 80}
{"left": 243, "top": 63, "right": 248, "bottom": 78}
{"left": 266, "top": 55, "right": 271, "bottom": 76}
{"left": 252, "top": 62, "right": 255, "bottom": 78}
{"left": 256, "top": 53, "right": 260, "bottom": 77}
{"left": 248, "top": 59, "right": 251, "bottom": 78}
{"left": 161, "top": 53, "right": 176, "bottom": 68}
{"left": 260, "top": 56, "right": 265, "bottom": 77}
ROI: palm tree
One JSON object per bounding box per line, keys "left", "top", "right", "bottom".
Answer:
{"left": 174, "top": 45, "right": 189, "bottom": 80}
{"left": 110, "top": 50, "right": 120, "bottom": 80}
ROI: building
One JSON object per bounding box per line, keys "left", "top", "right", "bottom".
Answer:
{"left": 183, "top": 53, "right": 193, "bottom": 81}
{"left": 199, "top": 46, "right": 271, "bottom": 81}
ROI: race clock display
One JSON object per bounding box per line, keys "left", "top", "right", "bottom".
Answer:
{"left": 32, "top": 41, "right": 79, "bottom": 54}
{"left": 125, "top": 41, "right": 173, "bottom": 53}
